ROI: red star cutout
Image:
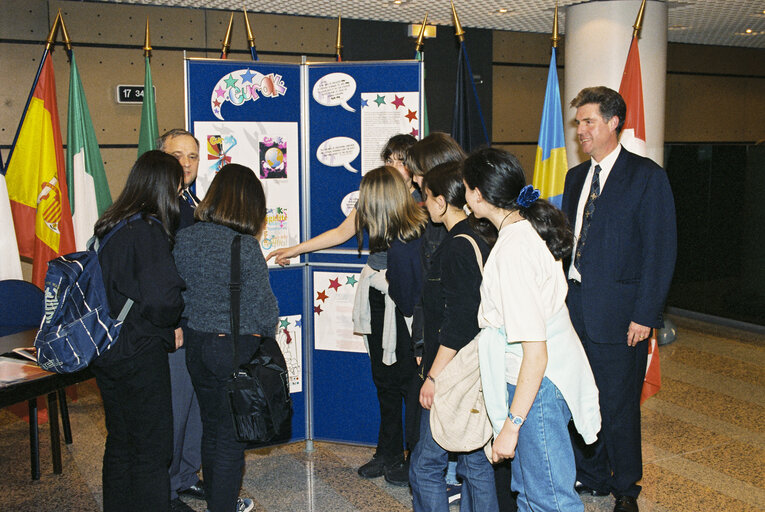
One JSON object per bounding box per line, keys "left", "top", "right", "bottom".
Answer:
{"left": 213, "top": 98, "right": 221, "bottom": 108}
{"left": 405, "top": 109, "right": 418, "bottom": 122}
{"left": 410, "top": 127, "right": 419, "bottom": 137}
{"left": 328, "top": 277, "right": 341, "bottom": 292}
{"left": 391, "top": 95, "right": 405, "bottom": 109}
{"left": 316, "top": 290, "right": 328, "bottom": 302}
{"left": 314, "top": 304, "right": 323, "bottom": 315}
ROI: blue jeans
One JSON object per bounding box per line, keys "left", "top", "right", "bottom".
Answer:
{"left": 410, "top": 408, "right": 499, "bottom": 512}
{"left": 509, "top": 378, "right": 582, "bottom": 512}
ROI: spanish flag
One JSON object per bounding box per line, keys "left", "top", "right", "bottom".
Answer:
{"left": 532, "top": 50, "right": 567, "bottom": 208}
{"left": 5, "top": 53, "right": 75, "bottom": 288}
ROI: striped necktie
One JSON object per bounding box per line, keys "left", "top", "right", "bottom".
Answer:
{"left": 182, "top": 189, "right": 198, "bottom": 208}
{"left": 574, "top": 164, "right": 601, "bottom": 272}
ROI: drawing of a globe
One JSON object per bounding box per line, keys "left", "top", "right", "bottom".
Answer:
{"left": 265, "top": 147, "right": 284, "bottom": 168}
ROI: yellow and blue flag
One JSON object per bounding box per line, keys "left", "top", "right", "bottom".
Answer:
{"left": 532, "top": 51, "right": 567, "bottom": 208}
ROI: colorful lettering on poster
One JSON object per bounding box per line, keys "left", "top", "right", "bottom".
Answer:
{"left": 211, "top": 69, "right": 287, "bottom": 120}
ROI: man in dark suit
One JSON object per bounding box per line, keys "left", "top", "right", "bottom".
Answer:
{"left": 159, "top": 129, "right": 204, "bottom": 512}
{"left": 561, "top": 87, "right": 676, "bottom": 512}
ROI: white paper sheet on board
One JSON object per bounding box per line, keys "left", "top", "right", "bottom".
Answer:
{"left": 276, "top": 314, "right": 303, "bottom": 393}
{"left": 193, "top": 121, "right": 300, "bottom": 261}
{"left": 360, "top": 92, "right": 420, "bottom": 174}
{"left": 313, "top": 271, "right": 366, "bottom": 353}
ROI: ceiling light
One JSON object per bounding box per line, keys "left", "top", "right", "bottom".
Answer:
{"left": 497, "top": 8, "right": 509, "bottom": 14}
{"left": 745, "top": 28, "right": 753, "bottom": 34}
{"left": 668, "top": 25, "right": 688, "bottom": 31}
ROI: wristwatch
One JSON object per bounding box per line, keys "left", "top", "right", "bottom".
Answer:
{"left": 508, "top": 413, "right": 525, "bottom": 427}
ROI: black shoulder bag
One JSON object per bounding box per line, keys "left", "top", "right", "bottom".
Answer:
{"left": 226, "top": 235, "right": 292, "bottom": 443}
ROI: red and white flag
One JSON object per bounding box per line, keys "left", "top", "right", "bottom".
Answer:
{"left": 618, "top": 37, "right": 647, "bottom": 158}
{"left": 619, "top": 36, "right": 661, "bottom": 403}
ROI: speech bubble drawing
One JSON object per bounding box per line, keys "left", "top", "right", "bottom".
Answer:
{"left": 317, "top": 137, "right": 360, "bottom": 173}
{"left": 341, "top": 191, "right": 359, "bottom": 216}
{"left": 312, "top": 72, "right": 356, "bottom": 112}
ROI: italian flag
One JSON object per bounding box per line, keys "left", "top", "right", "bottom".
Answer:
{"left": 67, "top": 52, "right": 112, "bottom": 250}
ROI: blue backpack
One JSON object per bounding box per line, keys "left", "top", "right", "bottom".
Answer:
{"left": 35, "top": 214, "right": 146, "bottom": 373}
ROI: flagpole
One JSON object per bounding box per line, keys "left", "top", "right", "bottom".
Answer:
{"left": 414, "top": 13, "right": 428, "bottom": 57}
{"left": 335, "top": 14, "right": 342, "bottom": 62}
{"left": 4, "top": 14, "right": 61, "bottom": 170}
{"left": 243, "top": 9, "right": 258, "bottom": 61}
{"left": 632, "top": 0, "right": 647, "bottom": 39}
{"left": 221, "top": 12, "right": 234, "bottom": 59}
{"left": 59, "top": 10, "right": 73, "bottom": 60}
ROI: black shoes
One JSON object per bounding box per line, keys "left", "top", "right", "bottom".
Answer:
{"left": 614, "top": 495, "right": 639, "bottom": 512}
{"left": 574, "top": 480, "right": 610, "bottom": 497}
{"left": 383, "top": 456, "right": 409, "bottom": 486}
{"left": 178, "top": 479, "right": 206, "bottom": 500}
{"left": 170, "top": 498, "right": 195, "bottom": 512}
{"left": 357, "top": 453, "right": 409, "bottom": 486}
{"left": 358, "top": 453, "right": 388, "bottom": 478}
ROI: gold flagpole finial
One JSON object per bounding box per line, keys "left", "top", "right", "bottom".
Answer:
{"left": 415, "top": 13, "right": 429, "bottom": 53}
{"left": 243, "top": 9, "right": 255, "bottom": 48}
{"left": 633, "top": 0, "right": 647, "bottom": 38}
{"left": 451, "top": 1, "right": 465, "bottom": 43}
{"left": 143, "top": 17, "right": 152, "bottom": 57}
{"left": 59, "top": 10, "right": 72, "bottom": 52}
{"left": 45, "top": 11, "right": 61, "bottom": 51}
{"left": 335, "top": 14, "right": 343, "bottom": 58}
{"left": 552, "top": 1, "right": 560, "bottom": 48}
{"left": 221, "top": 12, "right": 234, "bottom": 57}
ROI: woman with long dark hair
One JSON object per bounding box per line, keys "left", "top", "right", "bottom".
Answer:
{"left": 92, "top": 150, "right": 186, "bottom": 512}
{"left": 409, "top": 162, "right": 498, "bottom": 512}
{"left": 174, "top": 164, "right": 279, "bottom": 512}
{"left": 463, "top": 148, "right": 600, "bottom": 512}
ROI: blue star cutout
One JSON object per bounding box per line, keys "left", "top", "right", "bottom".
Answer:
{"left": 240, "top": 69, "right": 257, "bottom": 83}
{"left": 360, "top": 98, "right": 369, "bottom": 108}
{"left": 295, "top": 319, "right": 302, "bottom": 328}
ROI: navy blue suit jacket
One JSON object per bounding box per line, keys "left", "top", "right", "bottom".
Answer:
{"left": 561, "top": 147, "right": 677, "bottom": 343}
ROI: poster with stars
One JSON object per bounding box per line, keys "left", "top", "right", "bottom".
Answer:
{"left": 312, "top": 271, "right": 365, "bottom": 353}
{"left": 192, "top": 121, "right": 300, "bottom": 258}
{"left": 276, "top": 314, "right": 303, "bottom": 393}
{"left": 360, "top": 92, "right": 420, "bottom": 175}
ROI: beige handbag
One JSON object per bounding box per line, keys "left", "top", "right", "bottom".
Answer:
{"left": 429, "top": 234, "right": 493, "bottom": 454}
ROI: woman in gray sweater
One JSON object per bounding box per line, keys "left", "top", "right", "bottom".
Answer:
{"left": 173, "top": 164, "right": 279, "bottom": 512}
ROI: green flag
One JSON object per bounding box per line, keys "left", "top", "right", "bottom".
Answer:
{"left": 67, "top": 52, "right": 112, "bottom": 250}
{"left": 137, "top": 56, "right": 159, "bottom": 157}
{"left": 416, "top": 50, "right": 429, "bottom": 138}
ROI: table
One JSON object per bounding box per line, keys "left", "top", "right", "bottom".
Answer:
{"left": 0, "top": 330, "right": 93, "bottom": 479}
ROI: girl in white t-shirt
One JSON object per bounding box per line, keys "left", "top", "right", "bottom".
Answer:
{"left": 462, "top": 148, "right": 600, "bottom": 512}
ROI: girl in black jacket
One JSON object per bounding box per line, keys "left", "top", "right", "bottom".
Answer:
{"left": 92, "top": 151, "right": 186, "bottom": 512}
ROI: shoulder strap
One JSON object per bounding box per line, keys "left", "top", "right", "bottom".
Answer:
{"left": 455, "top": 234, "right": 484, "bottom": 275}
{"left": 230, "top": 235, "right": 242, "bottom": 372}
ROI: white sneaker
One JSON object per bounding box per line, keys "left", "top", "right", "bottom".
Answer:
{"left": 236, "top": 497, "right": 254, "bottom": 512}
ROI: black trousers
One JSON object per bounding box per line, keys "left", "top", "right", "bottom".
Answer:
{"left": 367, "top": 288, "right": 418, "bottom": 457}
{"left": 567, "top": 282, "right": 647, "bottom": 498}
{"left": 185, "top": 328, "right": 261, "bottom": 512}
{"left": 93, "top": 342, "right": 173, "bottom": 512}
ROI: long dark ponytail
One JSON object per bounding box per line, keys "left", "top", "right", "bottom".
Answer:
{"left": 462, "top": 148, "right": 573, "bottom": 260}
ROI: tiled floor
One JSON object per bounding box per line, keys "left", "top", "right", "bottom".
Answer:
{"left": 0, "top": 316, "right": 762, "bottom": 511}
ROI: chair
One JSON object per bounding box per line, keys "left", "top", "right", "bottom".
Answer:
{"left": 0, "top": 279, "right": 74, "bottom": 479}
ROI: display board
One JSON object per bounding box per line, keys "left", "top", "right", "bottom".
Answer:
{"left": 306, "top": 61, "right": 422, "bottom": 444}
{"left": 306, "top": 61, "right": 423, "bottom": 265}
{"left": 185, "top": 58, "right": 423, "bottom": 447}
{"left": 185, "top": 58, "right": 305, "bottom": 443}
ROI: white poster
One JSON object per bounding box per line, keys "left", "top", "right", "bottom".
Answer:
{"left": 360, "top": 91, "right": 420, "bottom": 174}
{"left": 313, "top": 271, "right": 366, "bottom": 353}
{"left": 193, "top": 121, "right": 300, "bottom": 261}
{"left": 276, "top": 314, "right": 303, "bottom": 393}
